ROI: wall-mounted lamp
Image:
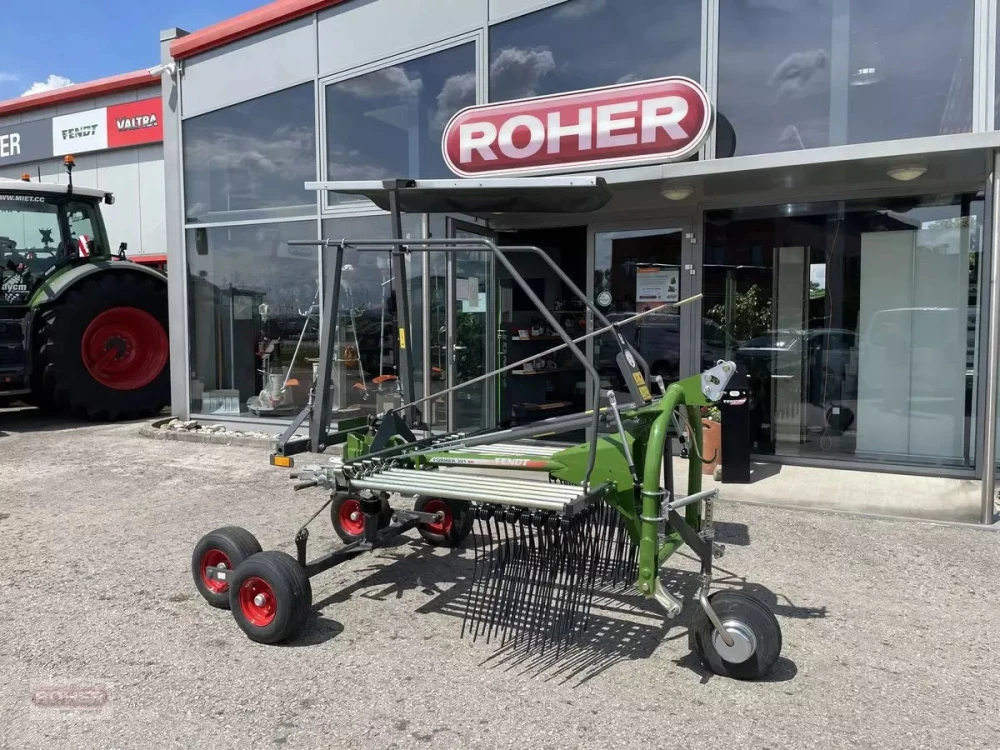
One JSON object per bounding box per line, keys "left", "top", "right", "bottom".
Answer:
{"left": 886, "top": 165, "right": 927, "bottom": 182}
{"left": 661, "top": 184, "right": 693, "bottom": 201}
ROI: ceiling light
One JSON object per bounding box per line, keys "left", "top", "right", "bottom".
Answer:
{"left": 661, "top": 185, "right": 693, "bottom": 201}
{"left": 887, "top": 165, "right": 926, "bottom": 182}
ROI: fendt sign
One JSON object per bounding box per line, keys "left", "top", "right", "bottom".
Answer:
{"left": 442, "top": 77, "right": 712, "bottom": 177}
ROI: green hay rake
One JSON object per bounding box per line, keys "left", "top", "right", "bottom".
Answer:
{"left": 191, "top": 177, "right": 782, "bottom": 680}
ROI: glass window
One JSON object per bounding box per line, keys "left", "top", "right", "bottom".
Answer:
{"left": 325, "top": 43, "right": 476, "bottom": 205}
{"left": 717, "top": 0, "right": 974, "bottom": 157}
{"left": 702, "top": 192, "right": 984, "bottom": 468}
{"left": 186, "top": 220, "right": 320, "bottom": 419}
{"left": 66, "top": 201, "right": 104, "bottom": 256}
{"left": 320, "top": 214, "right": 424, "bottom": 415}
{"left": 183, "top": 84, "right": 316, "bottom": 224}
{"left": 489, "top": 0, "right": 701, "bottom": 103}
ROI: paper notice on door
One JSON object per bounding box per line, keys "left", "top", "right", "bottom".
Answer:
{"left": 466, "top": 277, "right": 479, "bottom": 304}
{"left": 635, "top": 266, "right": 679, "bottom": 310}
{"left": 456, "top": 278, "right": 470, "bottom": 303}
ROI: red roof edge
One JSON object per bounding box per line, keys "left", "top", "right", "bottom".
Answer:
{"left": 0, "top": 69, "right": 160, "bottom": 118}
{"left": 171, "top": 0, "right": 350, "bottom": 60}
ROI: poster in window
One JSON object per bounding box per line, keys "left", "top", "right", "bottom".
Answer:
{"left": 635, "top": 265, "right": 679, "bottom": 311}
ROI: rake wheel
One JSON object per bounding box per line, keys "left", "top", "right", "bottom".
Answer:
{"left": 689, "top": 590, "right": 782, "bottom": 680}
{"left": 414, "top": 496, "right": 473, "bottom": 547}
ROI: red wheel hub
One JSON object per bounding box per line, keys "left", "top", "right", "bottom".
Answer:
{"left": 338, "top": 498, "right": 365, "bottom": 537}
{"left": 239, "top": 576, "right": 277, "bottom": 627}
{"left": 200, "top": 549, "right": 232, "bottom": 594}
{"left": 423, "top": 499, "right": 453, "bottom": 535}
{"left": 80, "top": 307, "right": 168, "bottom": 391}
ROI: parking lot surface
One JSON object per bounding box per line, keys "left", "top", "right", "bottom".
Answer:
{"left": 2, "top": 408, "right": 1000, "bottom": 749}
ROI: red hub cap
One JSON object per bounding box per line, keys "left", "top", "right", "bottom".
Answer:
{"left": 239, "top": 576, "right": 277, "bottom": 627}
{"left": 80, "top": 307, "right": 168, "bottom": 390}
{"left": 200, "top": 549, "right": 232, "bottom": 594}
{"left": 338, "top": 498, "right": 365, "bottom": 537}
{"left": 423, "top": 499, "right": 453, "bottom": 535}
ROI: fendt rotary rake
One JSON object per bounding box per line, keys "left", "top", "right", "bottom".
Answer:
{"left": 191, "top": 177, "right": 783, "bottom": 680}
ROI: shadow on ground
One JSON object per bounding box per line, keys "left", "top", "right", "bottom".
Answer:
{"left": 0, "top": 405, "right": 158, "bottom": 436}
{"left": 286, "top": 530, "right": 825, "bottom": 685}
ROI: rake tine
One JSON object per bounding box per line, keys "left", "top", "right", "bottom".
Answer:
{"left": 472, "top": 508, "right": 498, "bottom": 642}
{"left": 484, "top": 511, "right": 511, "bottom": 644}
{"left": 461, "top": 505, "right": 483, "bottom": 639}
{"left": 495, "top": 510, "right": 520, "bottom": 645}
{"left": 518, "top": 512, "right": 542, "bottom": 651}
{"left": 505, "top": 511, "right": 533, "bottom": 643}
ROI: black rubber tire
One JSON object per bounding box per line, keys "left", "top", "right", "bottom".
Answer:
{"left": 414, "top": 495, "right": 474, "bottom": 547}
{"left": 228, "top": 551, "right": 313, "bottom": 644}
{"left": 33, "top": 271, "right": 169, "bottom": 421}
{"left": 191, "top": 526, "right": 263, "bottom": 609}
{"left": 330, "top": 494, "right": 393, "bottom": 544}
{"left": 689, "top": 590, "right": 782, "bottom": 680}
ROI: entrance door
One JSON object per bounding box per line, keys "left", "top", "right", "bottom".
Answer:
{"left": 443, "top": 218, "right": 497, "bottom": 433}
{"left": 590, "top": 222, "right": 700, "bottom": 405}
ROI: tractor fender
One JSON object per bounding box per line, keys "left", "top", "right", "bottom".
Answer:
{"left": 29, "top": 260, "right": 166, "bottom": 307}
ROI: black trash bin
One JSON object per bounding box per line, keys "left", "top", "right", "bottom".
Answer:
{"left": 719, "top": 366, "right": 752, "bottom": 484}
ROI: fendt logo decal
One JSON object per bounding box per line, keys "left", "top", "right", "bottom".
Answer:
{"left": 442, "top": 76, "right": 713, "bottom": 177}
{"left": 61, "top": 124, "right": 99, "bottom": 140}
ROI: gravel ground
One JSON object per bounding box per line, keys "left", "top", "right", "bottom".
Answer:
{"left": 2, "top": 407, "right": 1000, "bottom": 749}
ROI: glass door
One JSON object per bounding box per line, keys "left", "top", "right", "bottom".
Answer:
{"left": 590, "top": 222, "right": 699, "bottom": 405}
{"left": 446, "top": 219, "right": 497, "bottom": 433}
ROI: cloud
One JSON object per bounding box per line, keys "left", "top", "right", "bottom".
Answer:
{"left": 335, "top": 66, "right": 422, "bottom": 100}
{"left": 767, "top": 49, "right": 829, "bottom": 100}
{"left": 488, "top": 46, "right": 556, "bottom": 100}
{"left": 22, "top": 74, "right": 74, "bottom": 96}
{"left": 553, "top": 0, "right": 606, "bottom": 20}
{"left": 0, "top": 73, "right": 17, "bottom": 85}
{"left": 431, "top": 71, "right": 476, "bottom": 132}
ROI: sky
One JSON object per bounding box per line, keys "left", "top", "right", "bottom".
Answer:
{"left": 0, "top": 0, "right": 268, "bottom": 102}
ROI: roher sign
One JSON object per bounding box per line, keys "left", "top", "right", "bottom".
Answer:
{"left": 442, "top": 76, "right": 713, "bottom": 178}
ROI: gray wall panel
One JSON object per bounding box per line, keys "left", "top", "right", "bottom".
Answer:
{"left": 318, "top": 0, "right": 486, "bottom": 76}
{"left": 181, "top": 17, "right": 317, "bottom": 119}
{"left": 488, "top": 0, "right": 563, "bottom": 22}
{"left": 138, "top": 146, "right": 166, "bottom": 255}
{"left": 95, "top": 147, "right": 141, "bottom": 253}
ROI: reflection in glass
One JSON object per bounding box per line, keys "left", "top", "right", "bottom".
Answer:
{"left": 183, "top": 84, "right": 316, "bottom": 223}
{"left": 320, "top": 215, "right": 423, "bottom": 418}
{"left": 325, "top": 43, "right": 476, "bottom": 206}
{"left": 702, "top": 192, "right": 984, "bottom": 468}
{"left": 593, "top": 227, "right": 686, "bottom": 402}
{"left": 187, "top": 221, "right": 320, "bottom": 419}
{"left": 488, "top": 0, "right": 700, "bottom": 103}
{"left": 717, "top": 0, "right": 973, "bottom": 156}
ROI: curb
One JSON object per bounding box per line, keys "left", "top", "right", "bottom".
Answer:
{"left": 138, "top": 422, "right": 277, "bottom": 450}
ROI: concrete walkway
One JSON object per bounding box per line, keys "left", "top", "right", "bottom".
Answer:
{"left": 693, "top": 459, "right": 984, "bottom": 524}
{"left": 2, "top": 408, "right": 999, "bottom": 748}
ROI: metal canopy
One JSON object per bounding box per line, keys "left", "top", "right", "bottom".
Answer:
{"left": 304, "top": 176, "right": 613, "bottom": 216}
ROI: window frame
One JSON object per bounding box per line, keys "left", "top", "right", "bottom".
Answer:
{"left": 318, "top": 30, "right": 483, "bottom": 217}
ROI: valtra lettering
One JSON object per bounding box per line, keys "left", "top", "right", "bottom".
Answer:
{"left": 442, "top": 76, "right": 713, "bottom": 177}
{"left": 115, "top": 114, "right": 158, "bottom": 132}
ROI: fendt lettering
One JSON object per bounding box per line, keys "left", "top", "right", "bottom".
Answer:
{"left": 62, "top": 125, "right": 99, "bottom": 140}
{"left": 442, "top": 76, "right": 712, "bottom": 177}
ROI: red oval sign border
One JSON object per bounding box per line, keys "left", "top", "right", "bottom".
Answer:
{"left": 441, "top": 75, "right": 714, "bottom": 178}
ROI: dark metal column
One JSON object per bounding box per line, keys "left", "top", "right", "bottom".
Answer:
{"left": 309, "top": 242, "right": 345, "bottom": 453}
{"left": 386, "top": 183, "right": 419, "bottom": 427}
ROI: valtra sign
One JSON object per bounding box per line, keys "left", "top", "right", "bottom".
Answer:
{"left": 442, "top": 76, "right": 712, "bottom": 177}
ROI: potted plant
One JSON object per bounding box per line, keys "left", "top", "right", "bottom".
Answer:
{"left": 700, "top": 404, "right": 722, "bottom": 476}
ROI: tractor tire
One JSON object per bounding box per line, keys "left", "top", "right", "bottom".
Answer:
{"left": 33, "top": 272, "right": 169, "bottom": 421}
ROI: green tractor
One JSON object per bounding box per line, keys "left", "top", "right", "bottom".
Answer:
{"left": 0, "top": 156, "right": 169, "bottom": 420}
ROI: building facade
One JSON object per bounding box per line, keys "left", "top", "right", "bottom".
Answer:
{"left": 0, "top": 72, "right": 167, "bottom": 268}
{"left": 157, "top": 0, "right": 1000, "bottom": 521}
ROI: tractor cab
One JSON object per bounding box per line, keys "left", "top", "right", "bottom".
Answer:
{"left": 0, "top": 158, "right": 114, "bottom": 305}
